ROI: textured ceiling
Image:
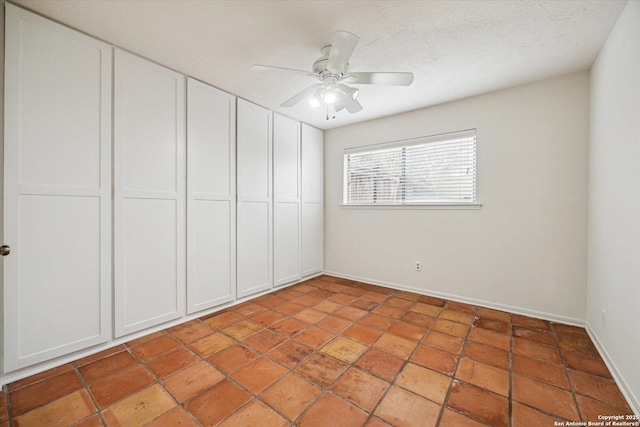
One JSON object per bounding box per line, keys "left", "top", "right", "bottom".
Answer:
{"left": 13, "top": 0, "right": 627, "bottom": 130}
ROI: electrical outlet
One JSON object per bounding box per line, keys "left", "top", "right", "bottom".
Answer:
{"left": 602, "top": 309, "right": 607, "bottom": 330}
{"left": 415, "top": 261, "right": 421, "bottom": 272}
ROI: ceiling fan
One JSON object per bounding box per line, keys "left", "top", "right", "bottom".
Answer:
{"left": 251, "top": 31, "right": 414, "bottom": 119}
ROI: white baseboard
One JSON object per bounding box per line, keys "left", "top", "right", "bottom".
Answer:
{"left": 323, "top": 270, "right": 585, "bottom": 326}
{"left": 585, "top": 322, "right": 640, "bottom": 415}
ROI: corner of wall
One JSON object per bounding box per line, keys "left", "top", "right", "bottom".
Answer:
{"left": 1, "top": 0, "right": 7, "bottom": 377}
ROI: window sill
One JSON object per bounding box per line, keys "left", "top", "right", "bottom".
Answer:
{"left": 340, "top": 202, "right": 483, "bottom": 210}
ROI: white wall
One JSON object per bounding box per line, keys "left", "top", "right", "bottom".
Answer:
{"left": 325, "top": 72, "right": 589, "bottom": 323}
{"left": 587, "top": 0, "right": 640, "bottom": 413}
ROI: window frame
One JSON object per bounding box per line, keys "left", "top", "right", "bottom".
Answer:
{"left": 341, "top": 129, "right": 482, "bottom": 210}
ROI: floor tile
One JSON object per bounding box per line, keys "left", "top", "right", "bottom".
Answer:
{"left": 0, "top": 392, "right": 6, "bottom": 423}
{"left": 274, "top": 301, "right": 306, "bottom": 315}
{"left": 349, "top": 298, "right": 378, "bottom": 311}
{"left": 476, "top": 307, "right": 511, "bottom": 322}
{"left": 418, "top": 295, "right": 447, "bottom": 307}
{"left": 10, "top": 370, "right": 84, "bottom": 416}
{"left": 446, "top": 380, "right": 509, "bottom": 427}
{"left": 473, "top": 317, "right": 509, "bottom": 334}
{"left": 358, "top": 313, "right": 394, "bottom": 330}
{"left": 512, "top": 374, "right": 580, "bottom": 420}
{"left": 89, "top": 365, "right": 154, "bottom": 408}
{"left": 222, "top": 320, "right": 262, "bottom": 340}
{"left": 394, "top": 290, "right": 420, "bottom": 301}
{"left": 130, "top": 335, "right": 181, "bottom": 361}
{"left": 455, "top": 357, "right": 509, "bottom": 396}
{"left": 312, "top": 300, "right": 343, "bottom": 314}
{"left": 254, "top": 294, "right": 287, "bottom": 309}
{"left": 363, "top": 291, "right": 390, "bottom": 302}
{"left": 293, "top": 307, "right": 327, "bottom": 324}
{"left": 144, "top": 406, "right": 199, "bottom": 427}
{"left": 169, "top": 322, "right": 214, "bottom": 344}
{"left": 78, "top": 351, "right": 138, "bottom": 385}
{"left": 400, "top": 311, "right": 434, "bottom": 327}
{"left": 328, "top": 293, "right": 359, "bottom": 304}
{"left": 372, "top": 304, "right": 405, "bottom": 319}
{"left": 204, "top": 311, "right": 243, "bottom": 329}
{"left": 432, "top": 318, "right": 470, "bottom": 337}
{"left": 439, "top": 408, "right": 487, "bottom": 426}
{"left": 463, "top": 340, "right": 510, "bottom": 370}
{"left": 387, "top": 321, "right": 427, "bottom": 341}
{"left": 409, "top": 302, "right": 442, "bottom": 317}
{"left": 13, "top": 390, "right": 95, "bottom": 427}
{"left": 373, "top": 333, "right": 417, "bottom": 359}
{"left": 208, "top": 344, "right": 259, "bottom": 374}
{"left": 317, "top": 315, "right": 352, "bottom": 333}
{"left": 250, "top": 309, "right": 286, "bottom": 327}
{"left": 444, "top": 301, "right": 476, "bottom": 313}
{"left": 563, "top": 350, "right": 612, "bottom": 378}
{"left": 576, "top": 394, "right": 635, "bottom": 421}
{"left": 512, "top": 325, "right": 555, "bottom": 345}
{"left": 218, "top": 399, "right": 289, "bottom": 427}
{"left": 331, "top": 367, "right": 389, "bottom": 411}
{"left": 296, "top": 353, "right": 349, "bottom": 387}
{"left": 189, "top": 332, "right": 235, "bottom": 357}
{"left": 511, "top": 401, "right": 562, "bottom": 426}
{"left": 375, "top": 385, "right": 441, "bottom": 427}
{"left": 269, "top": 318, "right": 309, "bottom": 337}
{"left": 468, "top": 326, "right": 510, "bottom": 351}
{"left": 145, "top": 346, "right": 200, "bottom": 378}
{"left": 74, "top": 346, "right": 126, "bottom": 367}
{"left": 365, "top": 416, "right": 394, "bottom": 426}
{"left": 422, "top": 331, "right": 464, "bottom": 354}
{"left": 294, "top": 326, "right": 334, "bottom": 348}
{"left": 267, "top": 340, "right": 314, "bottom": 368}
{"left": 321, "top": 337, "right": 368, "bottom": 363}
{"left": 439, "top": 309, "right": 475, "bottom": 325}
{"left": 162, "top": 362, "right": 224, "bottom": 402}
{"left": 260, "top": 373, "right": 322, "bottom": 420}
{"left": 125, "top": 331, "right": 164, "bottom": 348}
{"left": 395, "top": 362, "right": 451, "bottom": 404}
{"left": 512, "top": 337, "right": 561, "bottom": 364}
{"left": 342, "top": 323, "right": 383, "bottom": 345}
{"left": 231, "top": 357, "right": 287, "bottom": 394}
{"left": 185, "top": 379, "right": 251, "bottom": 425}
{"left": 553, "top": 323, "right": 591, "bottom": 341}
{"left": 557, "top": 335, "right": 600, "bottom": 358}
{"left": 293, "top": 295, "right": 324, "bottom": 308}
{"left": 385, "top": 297, "right": 414, "bottom": 309}
{"left": 354, "top": 348, "right": 405, "bottom": 382}
{"left": 242, "top": 329, "right": 286, "bottom": 353}
{"left": 298, "top": 392, "right": 368, "bottom": 427}
{"left": 102, "top": 384, "right": 175, "bottom": 426}
{"left": 7, "top": 364, "right": 74, "bottom": 392}
{"left": 334, "top": 306, "right": 368, "bottom": 322}
{"left": 512, "top": 314, "right": 551, "bottom": 331}
{"left": 74, "top": 414, "right": 104, "bottom": 427}
{"left": 410, "top": 344, "right": 458, "bottom": 375}
{"left": 233, "top": 302, "right": 267, "bottom": 318}
{"left": 512, "top": 353, "right": 569, "bottom": 389}
{"left": 568, "top": 369, "right": 630, "bottom": 409}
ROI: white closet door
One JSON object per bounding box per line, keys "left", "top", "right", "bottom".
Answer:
{"left": 187, "top": 78, "right": 236, "bottom": 314}
{"left": 273, "top": 114, "right": 301, "bottom": 287}
{"left": 3, "top": 4, "right": 112, "bottom": 371}
{"left": 236, "top": 100, "right": 273, "bottom": 298}
{"left": 301, "top": 124, "right": 324, "bottom": 276}
{"left": 114, "top": 49, "right": 186, "bottom": 337}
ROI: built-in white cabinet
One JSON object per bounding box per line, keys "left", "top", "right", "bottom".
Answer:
{"left": 236, "top": 100, "right": 273, "bottom": 298}
{"left": 186, "top": 78, "right": 236, "bottom": 313}
{"left": 301, "top": 124, "right": 324, "bottom": 276}
{"left": 3, "top": 4, "right": 113, "bottom": 371}
{"left": 113, "top": 49, "right": 186, "bottom": 337}
{"left": 273, "top": 114, "right": 302, "bottom": 287}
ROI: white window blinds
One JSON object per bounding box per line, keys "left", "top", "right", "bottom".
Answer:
{"left": 343, "top": 130, "right": 476, "bottom": 205}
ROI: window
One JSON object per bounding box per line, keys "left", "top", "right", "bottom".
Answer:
{"left": 343, "top": 129, "right": 477, "bottom": 207}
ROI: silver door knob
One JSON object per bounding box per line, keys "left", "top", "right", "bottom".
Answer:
{"left": 0, "top": 245, "right": 10, "bottom": 256}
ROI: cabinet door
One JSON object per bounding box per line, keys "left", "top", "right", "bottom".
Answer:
{"left": 114, "top": 49, "right": 186, "bottom": 337}
{"left": 186, "top": 78, "right": 236, "bottom": 313}
{"left": 236, "top": 100, "right": 273, "bottom": 298}
{"left": 3, "top": 4, "right": 112, "bottom": 371}
{"left": 273, "top": 114, "right": 301, "bottom": 287}
{"left": 301, "top": 124, "right": 324, "bottom": 276}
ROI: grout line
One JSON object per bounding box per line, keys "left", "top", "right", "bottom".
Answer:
{"left": 554, "top": 324, "right": 585, "bottom": 422}
{"left": 70, "top": 364, "right": 107, "bottom": 427}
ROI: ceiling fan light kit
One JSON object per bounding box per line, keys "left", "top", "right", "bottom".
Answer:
{"left": 251, "top": 30, "right": 414, "bottom": 119}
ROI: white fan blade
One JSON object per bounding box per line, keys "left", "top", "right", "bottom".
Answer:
{"left": 281, "top": 84, "right": 321, "bottom": 107}
{"left": 327, "top": 31, "right": 360, "bottom": 74}
{"left": 337, "top": 85, "right": 363, "bottom": 114}
{"left": 346, "top": 72, "right": 414, "bottom": 86}
{"left": 251, "top": 64, "right": 317, "bottom": 79}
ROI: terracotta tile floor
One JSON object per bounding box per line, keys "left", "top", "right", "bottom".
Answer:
{"left": 2, "top": 275, "right": 635, "bottom": 426}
